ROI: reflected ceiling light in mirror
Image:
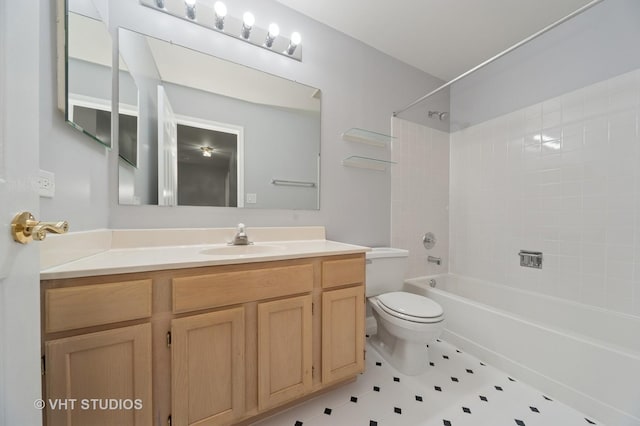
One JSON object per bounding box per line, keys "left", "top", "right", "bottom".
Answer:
{"left": 265, "top": 23, "right": 280, "bottom": 48}
{"left": 214, "top": 1, "right": 227, "bottom": 30}
{"left": 141, "top": 0, "right": 302, "bottom": 61}
{"left": 185, "top": 0, "right": 196, "bottom": 20}
{"left": 241, "top": 12, "right": 255, "bottom": 39}
{"left": 200, "top": 146, "right": 214, "bottom": 157}
{"left": 287, "top": 31, "right": 301, "bottom": 55}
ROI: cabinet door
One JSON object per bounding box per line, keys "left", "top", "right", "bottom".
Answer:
{"left": 322, "top": 285, "right": 365, "bottom": 384}
{"left": 45, "top": 323, "right": 152, "bottom": 426}
{"left": 258, "top": 295, "right": 312, "bottom": 411}
{"left": 172, "top": 307, "right": 245, "bottom": 426}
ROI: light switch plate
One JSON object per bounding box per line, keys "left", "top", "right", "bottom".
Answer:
{"left": 246, "top": 193, "right": 257, "bottom": 204}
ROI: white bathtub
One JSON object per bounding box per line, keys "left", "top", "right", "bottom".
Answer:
{"left": 405, "top": 274, "right": 640, "bottom": 426}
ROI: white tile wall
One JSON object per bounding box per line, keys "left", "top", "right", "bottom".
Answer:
{"left": 391, "top": 118, "right": 450, "bottom": 279}
{"left": 450, "top": 68, "right": 640, "bottom": 317}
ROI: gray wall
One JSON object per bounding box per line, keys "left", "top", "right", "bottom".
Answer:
{"left": 450, "top": 0, "right": 640, "bottom": 129}
{"left": 40, "top": 0, "right": 445, "bottom": 246}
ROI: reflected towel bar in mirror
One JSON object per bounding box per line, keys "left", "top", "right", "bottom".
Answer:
{"left": 271, "top": 179, "right": 316, "bottom": 188}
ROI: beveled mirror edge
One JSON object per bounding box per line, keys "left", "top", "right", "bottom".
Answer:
{"left": 59, "top": 0, "right": 114, "bottom": 149}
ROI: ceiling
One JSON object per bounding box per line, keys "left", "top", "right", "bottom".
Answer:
{"left": 274, "top": 0, "right": 593, "bottom": 81}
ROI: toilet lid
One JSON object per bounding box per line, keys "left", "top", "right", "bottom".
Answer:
{"left": 377, "top": 292, "right": 444, "bottom": 319}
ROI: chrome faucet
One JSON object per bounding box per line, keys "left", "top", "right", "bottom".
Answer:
{"left": 230, "top": 223, "right": 252, "bottom": 245}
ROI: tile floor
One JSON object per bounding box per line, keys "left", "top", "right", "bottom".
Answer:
{"left": 253, "top": 338, "right": 601, "bottom": 426}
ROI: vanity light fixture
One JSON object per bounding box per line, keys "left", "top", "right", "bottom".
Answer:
{"left": 184, "top": 0, "right": 196, "bottom": 20}
{"left": 265, "top": 23, "right": 280, "bottom": 48}
{"left": 241, "top": 11, "right": 255, "bottom": 39}
{"left": 200, "top": 146, "right": 214, "bottom": 157}
{"left": 286, "top": 31, "right": 301, "bottom": 55}
{"left": 141, "top": 0, "right": 303, "bottom": 61}
{"left": 213, "top": 1, "right": 227, "bottom": 30}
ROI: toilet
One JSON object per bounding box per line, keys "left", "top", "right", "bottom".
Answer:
{"left": 366, "top": 247, "right": 444, "bottom": 375}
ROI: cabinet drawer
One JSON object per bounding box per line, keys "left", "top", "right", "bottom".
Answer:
{"left": 321, "top": 257, "right": 365, "bottom": 289}
{"left": 173, "top": 263, "right": 314, "bottom": 314}
{"left": 45, "top": 280, "right": 152, "bottom": 333}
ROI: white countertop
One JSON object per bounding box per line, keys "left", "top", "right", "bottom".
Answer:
{"left": 40, "top": 239, "right": 369, "bottom": 280}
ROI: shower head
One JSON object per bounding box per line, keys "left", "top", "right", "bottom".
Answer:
{"left": 428, "top": 111, "right": 449, "bottom": 121}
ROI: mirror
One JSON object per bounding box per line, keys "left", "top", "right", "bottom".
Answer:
{"left": 65, "top": 10, "right": 113, "bottom": 148}
{"left": 117, "top": 28, "right": 321, "bottom": 210}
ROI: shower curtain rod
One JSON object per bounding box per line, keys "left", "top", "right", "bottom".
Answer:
{"left": 393, "top": 0, "right": 605, "bottom": 117}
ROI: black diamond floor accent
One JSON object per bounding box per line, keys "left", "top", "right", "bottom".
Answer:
{"left": 437, "top": 339, "right": 441, "bottom": 342}
{"left": 479, "top": 395, "right": 488, "bottom": 402}
{"left": 443, "top": 420, "right": 451, "bottom": 426}
{"left": 508, "top": 377, "right": 516, "bottom": 382}
{"left": 294, "top": 421, "right": 303, "bottom": 426}
{"left": 585, "top": 419, "right": 596, "bottom": 424}
{"left": 376, "top": 362, "right": 382, "bottom": 366}
{"left": 373, "top": 386, "right": 380, "bottom": 392}
{"left": 430, "top": 362, "right": 435, "bottom": 366}
{"left": 415, "top": 395, "right": 423, "bottom": 402}
{"left": 480, "top": 362, "right": 486, "bottom": 366}
{"left": 443, "top": 355, "right": 449, "bottom": 359}
{"left": 434, "top": 386, "right": 442, "bottom": 392}
{"left": 515, "top": 420, "right": 526, "bottom": 426}
{"left": 543, "top": 395, "right": 553, "bottom": 401}
{"left": 370, "top": 421, "right": 378, "bottom": 426}
{"left": 530, "top": 406, "right": 539, "bottom": 413}
{"left": 394, "top": 377, "right": 400, "bottom": 382}
{"left": 394, "top": 407, "right": 402, "bottom": 414}
{"left": 350, "top": 396, "right": 358, "bottom": 403}
{"left": 323, "top": 408, "right": 332, "bottom": 415}
{"left": 451, "top": 377, "right": 459, "bottom": 382}
{"left": 495, "top": 386, "right": 503, "bottom": 391}
{"left": 456, "top": 349, "right": 462, "bottom": 353}
{"left": 462, "top": 407, "right": 471, "bottom": 414}
{"left": 426, "top": 344, "right": 429, "bottom": 348}
{"left": 366, "top": 334, "right": 370, "bottom": 338}
{"left": 466, "top": 369, "right": 474, "bottom": 374}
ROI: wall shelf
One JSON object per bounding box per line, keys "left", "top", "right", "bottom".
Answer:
{"left": 341, "top": 128, "right": 395, "bottom": 147}
{"left": 341, "top": 156, "right": 395, "bottom": 171}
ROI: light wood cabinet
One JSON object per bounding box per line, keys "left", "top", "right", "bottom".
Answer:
{"left": 321, "top": 285, "right": 365, "bottom": 384}
{"left": 42, "top": 253, "right": 365, "bottom": 426}
{"left": 45, "top": 323, "right": 152, "bottom": 426}
{"left": 172, "top": 307, "right": 245, "bottom": 426}
{"left": 258, "top": 295, "right": 312, "bottom": 411}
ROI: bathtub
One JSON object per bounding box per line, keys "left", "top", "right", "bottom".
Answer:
{"left": 404, "top": 274, "right": 640, "bottom": 426}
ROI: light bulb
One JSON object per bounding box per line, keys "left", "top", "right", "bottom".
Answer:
{"left": 214, "top": 1, "right": 227, "bottom": 17}
{"left": 241, "top": 11, "right": 255, "bottom": 39}
{"left": 243, "top": 11, "right": 255, "bottom": 27}
{"left": 184, "top": 0, "right": 196, "bottom": 19}
{"left": 214, "top": 1, "right": 226, "bottom": 29}
{"left": 268, "top": 23, "right": 280, "bottom": 38}
{"left": 286, "top": 32, "right": 301, "bottom": 55}
{"left": 265, "top": 23, "right": 280, "bottom": 48}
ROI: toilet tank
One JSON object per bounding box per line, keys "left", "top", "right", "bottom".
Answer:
{"left": 365, "top": 247, "right": 409, "bottom": 297}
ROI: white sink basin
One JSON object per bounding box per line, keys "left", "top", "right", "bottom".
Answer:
{"left": 200, "top": 244, "right": 284, "bottom": 256}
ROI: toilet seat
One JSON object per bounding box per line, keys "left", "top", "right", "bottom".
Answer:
{"left": 376, "top": 292, "right": 444, "bottom": 323}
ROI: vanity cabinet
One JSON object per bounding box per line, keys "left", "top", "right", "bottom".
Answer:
{"left": 41, "top": 279, "right": 154, "bottom": 426}
{"left": 258, "top": 295, "right": 312, "bottom": 411}
{"left": 41, "top": 253, "right": 365, "bottom": 426}
{"left": 171, "top": 308, "right": 246, "bottom": 426}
